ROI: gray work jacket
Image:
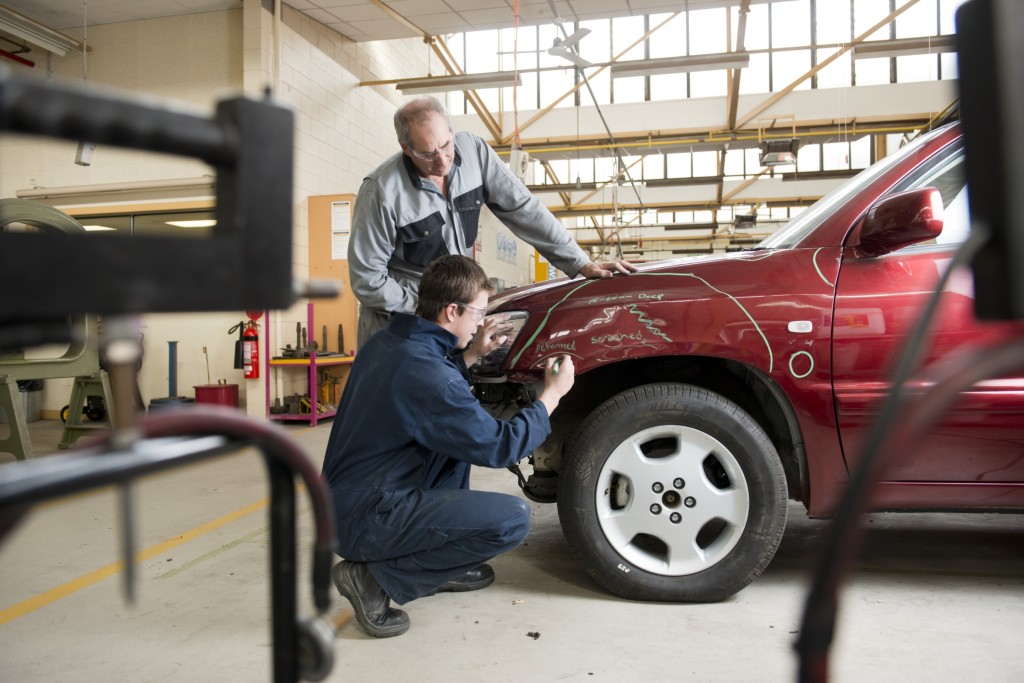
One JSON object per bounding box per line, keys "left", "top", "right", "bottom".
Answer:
{"left": 347, "top": 130, "right": 591, "bottom": 315}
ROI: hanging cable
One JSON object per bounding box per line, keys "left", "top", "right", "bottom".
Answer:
{"left": 575, "top": 101, "right": 581, "bottom": 188}
{"left": 512, "top": 0, "right": 521, "bottom": 147}
{"left": 81, "top": 1, "right": 88, "bottom": 90}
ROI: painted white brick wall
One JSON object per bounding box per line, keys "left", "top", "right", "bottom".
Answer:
{"left": 1, "top": 5, "right": 430, "bottom": 418}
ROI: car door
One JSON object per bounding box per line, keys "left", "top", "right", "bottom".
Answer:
{"left": 831, "top": 137, "right": 1024, "bottom": 503}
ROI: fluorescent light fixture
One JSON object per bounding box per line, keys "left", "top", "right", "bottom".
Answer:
{"left": 396, "top": 72, "right": 522, "bottom": 95}
{"left": 82, "top": 225, "right": 117, "bottom": 232}
{"left": 852, "top": 35, "right": 956, "bottom": 60}
{"left": 166, "top": 219, "right": 217, "bottom": 228}
{"left": 760, "top": 138, "right": 799, "bottom": 167}
{"left": 734, "top": 214, "right": 757, "bottom": 230}
{"left": 0, "top": 6, "right": 82, "bottom": 57}
{"left": 611, "top": 52, "right": 750, "bottom": 78}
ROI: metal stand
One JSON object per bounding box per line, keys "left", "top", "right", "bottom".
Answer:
{"left": 0, "top": 375, "right": 32, "bottom": 460}
{"left": 58, "top": 371, "right": 115, "bottom": 449}
{"left": 0, "top": 405, "right": 337, "bottom": 682}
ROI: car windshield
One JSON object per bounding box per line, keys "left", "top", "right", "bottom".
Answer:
{"left": 757, "top": 125, "right": 951, "bottom": 250}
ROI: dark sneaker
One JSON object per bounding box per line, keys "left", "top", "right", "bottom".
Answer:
{"left": 436, "top": 564, "right": 495, "bottom": 593}
{"left": 332, "top": 561, "right": 410, "bottom": 638}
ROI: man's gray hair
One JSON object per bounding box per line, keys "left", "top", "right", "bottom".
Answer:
{"left": 394, "top": 96, "right": 453, "bottom": 149}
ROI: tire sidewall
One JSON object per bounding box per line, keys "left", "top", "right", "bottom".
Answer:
{"left": 557, "top": 383, "right": 787, "bottom": 602}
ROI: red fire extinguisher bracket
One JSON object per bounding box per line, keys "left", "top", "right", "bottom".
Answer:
{"left": 242, "top": 320, "right": 260, "bottom": 379}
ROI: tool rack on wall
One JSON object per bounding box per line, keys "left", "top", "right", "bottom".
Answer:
{"left": 265, "top": 303, "right": 353, "bottom": 427}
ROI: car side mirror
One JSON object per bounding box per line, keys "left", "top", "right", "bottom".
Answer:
{"left": 855, "top": 187, "right": 945, "bottom": 257}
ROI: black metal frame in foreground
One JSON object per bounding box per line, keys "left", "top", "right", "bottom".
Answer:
{"left": 0, "top": 406, "right": 337, "bottom": 683}
{"left": 0, "top": 63, "right": 300, "bottom": 324}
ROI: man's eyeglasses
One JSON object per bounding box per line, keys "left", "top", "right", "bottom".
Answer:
{"left": 408, "top": 138, "right": 455, "bottom": 161}
{"left": 454, "top": 302, "right": 487, "bottom": 322}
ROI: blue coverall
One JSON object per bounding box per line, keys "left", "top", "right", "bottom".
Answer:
{"left": 321, "top": 313, "right": 552, "bottom": 604}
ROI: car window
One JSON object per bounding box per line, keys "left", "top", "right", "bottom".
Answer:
{"left": 758, "top": 125, "right": 952, "bottom": 250}
{"left": 886, "top": 139, "right": 968, "bottom": 249}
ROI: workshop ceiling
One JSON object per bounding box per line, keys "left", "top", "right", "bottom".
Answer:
{"left": 2, "top": 1, "right": 738, "bottom": 42}
{"left": 2, "top": 0, "right": 952, "bottom": 259}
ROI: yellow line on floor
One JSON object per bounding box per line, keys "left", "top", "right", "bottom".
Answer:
{"left": 0, "top": 497, "right": 268, "bottom": 626}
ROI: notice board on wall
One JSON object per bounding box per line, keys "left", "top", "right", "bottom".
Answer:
{"left": 309, "top": 193, "right": 358, "bottom": 355}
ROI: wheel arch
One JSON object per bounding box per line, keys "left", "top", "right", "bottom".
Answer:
{"left": 552, "top": 355, "right": 808, "bottom": 505}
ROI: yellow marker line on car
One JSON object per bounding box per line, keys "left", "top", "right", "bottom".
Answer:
{"left": 0, "top": 497, "right": 268, "bottom": 625}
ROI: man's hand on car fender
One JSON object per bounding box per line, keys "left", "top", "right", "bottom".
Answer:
{"left": 579, "top": 260, "right": 637, "bottom": 279}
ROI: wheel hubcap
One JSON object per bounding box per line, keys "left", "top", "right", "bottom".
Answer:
{"left": 596, "top": 425, "right": 750, "bottom": 576}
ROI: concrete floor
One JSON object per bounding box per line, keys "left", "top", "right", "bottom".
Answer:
{"left": 1, "top": 417, "right": 1023, "bottom": 682}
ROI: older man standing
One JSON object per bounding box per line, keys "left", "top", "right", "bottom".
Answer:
{"left": 348, "top": 95, "right": 635, "bottom": 347}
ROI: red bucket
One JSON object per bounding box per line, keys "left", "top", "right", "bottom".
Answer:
{"left": 194, "top": 381, "right": 239, "bottom": 408}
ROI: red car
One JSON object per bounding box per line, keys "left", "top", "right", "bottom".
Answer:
{"left": 474, "top": 121, "right": 1024, "bottom": 602}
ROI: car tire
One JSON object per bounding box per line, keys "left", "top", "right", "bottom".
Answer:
{"left": 557, "top": 382, "right": 788, "bottom": 602}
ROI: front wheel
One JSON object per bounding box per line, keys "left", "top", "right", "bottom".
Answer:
{"left": 557, "top": 383, "right": 788, "bottom": 602}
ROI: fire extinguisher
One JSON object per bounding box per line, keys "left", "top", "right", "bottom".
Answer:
{"left": 242, "top": 320, "right": 260, "bottom": 379}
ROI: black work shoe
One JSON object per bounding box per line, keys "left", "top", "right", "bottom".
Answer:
{"left": 437, "top": 564, "right": 496, "bottom": 593}
{"left": 332, "top": 561, "right": 410, "bottom": 638}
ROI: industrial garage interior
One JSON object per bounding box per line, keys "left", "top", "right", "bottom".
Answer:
{"left": 2, "top": 1, "right": 1023, "bottom": 681}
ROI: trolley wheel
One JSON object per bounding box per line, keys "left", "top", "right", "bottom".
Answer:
{"left": 60, "top": 405, "right": 70, "bottom": 423}
{"left": 85, "top": 396, "right": 107, "bottom": 422}
{"left": 297, "top": 616, "right": 334, "bottom": 681}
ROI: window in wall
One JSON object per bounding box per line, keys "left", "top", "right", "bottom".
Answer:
{"left": 76, "top": 214, "right": 131, "bottom": 235}
{"left": 562, "top": 19, "right": 608, "bottom": 108}
{"left": 666, "top": 151, "right": 692, "bottom": 179}
{"left": 770, "top": 205, "right": 801, "bottom": 221}
{"left": 740, "top": 53, "right": 771, "bottom": 94}
{"left": 850, "top": 135, "right": 872, "bottom": 169}
{"left": 535, "top": 19, "right": 586, "bottom": 110}
{"left": 642, "top": 153, "right": 665, "bottom": 181}
{"left": 595, "top": 156, "right": 618, "bottom": 185}
{"left": 815, "top": 0, "right": 851, "bottom": 44}
{"left": 615, "top": 75, "right": 645, "bottom": 104}
{"left": 449, "top": 0, "right": 962, "bottom": 113}
{"left": 692, "top": 150, "right": 718, "bottom": 178}
{"left": 649, "top": 12, "right": 687, "bottom": 57}
{"left": 771, "top": 0, "right": 811, "bottom": 49}
{"left": 939, "top": 0, "right": 962, "bottom": 32}
{"left": 796, "top": 143, "right": 822, "bottom": 172}
{"left": 940, "top": 53, "right": 958, "bottom": 80}
{"left": 723, "top": 148, "right": 746, "bottom": 179}
{"left": 496, "top": 24, "right": 540, "bottom": 111}
{"left": 691, "top": 70, "right": 730, "bottom": 97}
{"left": 745, "top": 148, "right": 762, "bottom": 175}
{"left": 854, "top": 57, "right": 890, "bottom": 86}
{"left": 648, "top": 12, "right": 688, "bottom": 99}
{"left": 649, "top": 73, "right": 688, "bottom": 101}
{"left": 741, "top": 3, "right": 771, "bottom": 51}
{"left": 822, "top": 140, "right": 853, "bottom": 171}
{"left": 74, "top": 209, "right": 216, "bottom": 239}
{"left": 611, "top": 15, "right": 647, "bottom": 104}
{"left": 772, "top": 49, "right": 813, "bottom": 91}
{"left": 688, "top": 8, "right": 728, "bottom": 54}
{"left": 816, "top": 49, "right": 852, "bottom": 88}
{"left": 578, "top": 157, "right": 595, "bottom": 184}
{"left": 854, "top": 0, "right": 894, "bottom": 41}
{"left": 896, "top": 53, "right": 940, "bottom": 84}
{"left": 886, "top": 132, "right": 909, "bottom": 153}
{"left": 895, "top": 0, "right": 938, "bottom": 38}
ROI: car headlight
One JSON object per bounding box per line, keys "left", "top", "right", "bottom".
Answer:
{"left": 472, "top": 311, "right": 529, "bottom": 377}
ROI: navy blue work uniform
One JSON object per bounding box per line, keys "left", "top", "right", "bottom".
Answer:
{"left": 321, "top": 313, "right": 552, "bottom": 605}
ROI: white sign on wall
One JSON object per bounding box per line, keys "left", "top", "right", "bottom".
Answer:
{"left": 496, "top": 231, "right": 518, "bottom": 263}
